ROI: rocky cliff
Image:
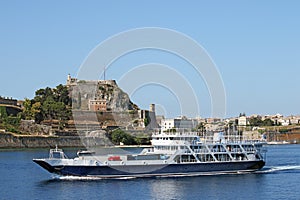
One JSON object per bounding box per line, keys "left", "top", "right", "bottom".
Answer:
{"left": 71, "top": 80, "right": 139, "bottom": 112}
{"left": 69, "top": 79, "right": 143, "bottom": 129}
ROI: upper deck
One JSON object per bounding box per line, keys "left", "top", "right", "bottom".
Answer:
{"left": 151, "top": 129, "right": 266, "bottom": 146}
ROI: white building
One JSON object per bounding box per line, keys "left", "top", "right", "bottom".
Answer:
{"left": 238, "top": 116, "right": 248, "bottom": 126}
{"left": 278, "top": 118, "right": 290, "bottom": 126}
{"left": 161, "top": 116, "right": 198, "bottom": 131}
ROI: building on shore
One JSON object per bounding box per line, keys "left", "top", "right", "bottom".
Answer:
{"left": 88, "top": 99, "right": 107, "bottom": 112}
{"left": 161, "top": 116, "right": 198, "bottom": 131}
{"left": 0, "top": 96, "right": 22, "bottom": 116}
{"left": 0, "top": 96, "right": 18, "bottom": 106}
{"left": 238, "top": 116, "right": 248, "bottom": 126}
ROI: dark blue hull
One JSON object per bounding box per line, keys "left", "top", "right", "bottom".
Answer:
{"left": 34, "top": 160, "right": 265, "bottom": 178}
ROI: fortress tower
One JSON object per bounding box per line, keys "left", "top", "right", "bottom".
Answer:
{"left": 150, "top": 104, "right": 155, "bottom": 113}
{"left": 66, "top": 74, "right": 78, "bottom": 86}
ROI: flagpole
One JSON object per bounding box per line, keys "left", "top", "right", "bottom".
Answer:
{"left": 104, "top": 66, "right": 106, "bottom": 80}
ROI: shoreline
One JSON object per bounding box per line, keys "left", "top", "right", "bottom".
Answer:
{"left": 0, "top": 131, "right": 151, "bottom": 149}
{"left": 1, "top": 131, "right": 299, "bottom": 149}
{"left": 0, "top": 131, "right": 100, "bottom": 149}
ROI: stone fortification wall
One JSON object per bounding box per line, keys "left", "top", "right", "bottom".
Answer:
{"left": 0, "top": 132, "right": 110, "bottom": 148}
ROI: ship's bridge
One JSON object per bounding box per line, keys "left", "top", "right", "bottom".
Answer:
{"left": 151, "top": 129, "right": 201, "bottom": 146}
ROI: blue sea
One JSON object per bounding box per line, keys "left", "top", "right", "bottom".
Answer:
{"left": 0, "top": 145, "right": 299, "bottom": 200}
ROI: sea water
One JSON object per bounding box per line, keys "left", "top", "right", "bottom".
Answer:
{"left": 0, "top": 145, "right": 299, "bottom": 200}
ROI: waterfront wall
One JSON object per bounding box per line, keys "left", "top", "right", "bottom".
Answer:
{"left": 0, "top": 132, "right": 111, "bottom": 148}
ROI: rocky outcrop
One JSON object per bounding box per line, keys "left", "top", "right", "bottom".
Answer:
{"left": 19, "top": 120, "right": 52, "bottom": 135}
{"left": 70, "top": 80, "right": 142, "bottom": 129}
{"left": 71, "top": 80, "right": 139, "bottom": 112}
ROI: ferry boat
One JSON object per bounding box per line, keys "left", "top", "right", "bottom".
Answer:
{"left": 33, "top": 129, "right": 267, "bottom": 178}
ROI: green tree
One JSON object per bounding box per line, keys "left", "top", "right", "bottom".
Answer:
{"left": 4, "top": 115, "right": 21, "bottom": 127}
{"left": 31, "top": 102, "right": 41, "bottom": 118}
{"left": 279, "top": 128, "right": 288, "bottom": 133}
{"left": 0, "top": 106, "right": 8, "bottom": 119}
{"left": 0, "top": 106, "right": 21, "bottom": 133}
{"left": 249, "top": 116, "right": 275, "bottom": 127}
{"left": 54, "top": 84, "right": 71, "bottom": 106}
{"left": 22, "top": 98, "right": 42, "bottom": 121}
{"left": 25, "top": 84, "right": 72, "bottom": 123}
{"left": 22, "top": 98, "right": 33, "bottom": 120}
{"left": 197, "top": 122, "right": 206, "bottom": 133}
{"left": 111, "top": 129, "right": 136, "bottom": 145}
{"left": 258, "top": 129, "right": 265, "bottom": 134}
{"left": 249, "top": 117, "right": 263, "bottom": 126}
{"left": 34, "top": 87, "right": 53, "bottom": 103}
{"left": 262, "top": 118, "right": 274, "bottom": 126}
{"left": 42, "top": 98, "right": 70, "bottom": 120}
{"left": 144, "top": 118, "right": 149, "bottom": 127}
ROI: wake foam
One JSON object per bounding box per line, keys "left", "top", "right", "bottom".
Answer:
{"left": 52, "top": 175, "right": 137, "bottom": 181}
{"left": 256, "top": 165, "right": 300, "bottom": 174}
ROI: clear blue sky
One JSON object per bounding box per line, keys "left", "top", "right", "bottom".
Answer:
{"left": 0, "top": 1, "right": 299, "bottom": 118}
